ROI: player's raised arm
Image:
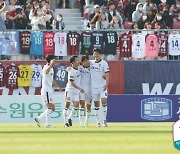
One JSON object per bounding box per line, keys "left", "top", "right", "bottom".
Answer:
{"left": 45, "top": 59, "right": 55, "bottom": 74}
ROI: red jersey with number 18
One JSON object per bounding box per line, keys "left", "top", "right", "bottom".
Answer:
{"left": 43, "top": 32, "right": 55, "bottom": 56}
{"left": 67, "top": 31, "right": 80, "bottom": 55}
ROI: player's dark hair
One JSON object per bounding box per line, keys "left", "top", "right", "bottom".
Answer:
{"left": 45, "top": 54, "right": 54, "bottom": 64}
{"left": 93, "top": 48, "right": 101, "bottom": 54}
{"left": 70, "top": 56, "right": 78, "bottom": 64}
{"left": 81, "top": 55, "right": 89, "bottom": 62}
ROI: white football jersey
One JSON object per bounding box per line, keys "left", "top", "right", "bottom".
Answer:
{"left": 79, "top": 65, "right": 91, "bottom": 91}
{"left": 54, "top": 32, "right": 67, "bottom": 56}
{"left": 90, "top": 60, "right": 109, "bottom": 89}
{"left": 41, "top": 64, "right": 54, "bottom": 93}
{"left": 30, "top": 64, "right": 43, "bottom": 87}
{"left": 168, "top": 34, "right": 180, "bottom": 56}
{"left": 132, "top": 33, "right": 145, "bottom": 58}
{"left": 66, "top": 67, "right": 81, "bottom": 94}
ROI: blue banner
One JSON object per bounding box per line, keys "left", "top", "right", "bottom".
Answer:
{"left": 107, "top": 95, "right": 180, "bottom": 122}
{"left": 124, "top": 61, "right": 180, "bottom": 94}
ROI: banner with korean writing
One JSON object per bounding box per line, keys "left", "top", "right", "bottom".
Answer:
{"left": 107, "top": 95, "right": 180, "bottom": 122}
{"left": 0, "top": 93, "right": 98, "bottom": 123}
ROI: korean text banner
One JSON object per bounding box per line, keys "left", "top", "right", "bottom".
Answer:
{"left": 0, "top": 94, "right": 99, "bottom": 123}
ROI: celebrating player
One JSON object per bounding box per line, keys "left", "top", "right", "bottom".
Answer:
{"left": 90, "top": 48, "right": 110, "bottom": 127}
{"left": 79, "top": 55, "right": 92, "bottom": 126}
{"left": 65, "top": 55, "right": 91, "bottom": 127}
{"left": 35, "top": 54, "right": 61, "bottom": 128}
{"left": 63, "top": 56, "right": 84, "bottom": 127}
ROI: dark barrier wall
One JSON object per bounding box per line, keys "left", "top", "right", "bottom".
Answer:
{"left": 124, "top": 61, "right": 180, "bottom": 95}
{"left": 107, "top": 95, "right": 180, "bottom": 122}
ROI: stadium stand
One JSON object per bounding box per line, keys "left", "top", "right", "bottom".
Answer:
{"left": 0, "top": 0, "right": 179, "bottom": 61}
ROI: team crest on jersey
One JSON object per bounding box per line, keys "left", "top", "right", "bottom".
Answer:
{"left": 99, "top": 64, "right": 101, "bottom": 67}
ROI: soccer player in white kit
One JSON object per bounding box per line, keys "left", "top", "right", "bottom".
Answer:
{"left": 79, "top": 55, "right": 92, "bottom": 126}
{"left": 63, "top": 56, "right": 84, "bottom": 127}
{"left": 35, "top": 55, "right": 61, "bottom": 128}
{"left": 90, "top": 48, "right": 110, "bottom": 127}
{"left": 65, "top": 55, "right": 91, "bottom": 127}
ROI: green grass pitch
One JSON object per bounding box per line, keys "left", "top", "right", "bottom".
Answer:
{"left": 0, "top": 122, "right": 178, "bottom": 154}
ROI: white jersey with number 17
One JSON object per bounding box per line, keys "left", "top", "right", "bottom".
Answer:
{"left": 90, "top": 60, "right": 109, "bottom": 89}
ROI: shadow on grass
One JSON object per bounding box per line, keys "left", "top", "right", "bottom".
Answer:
{"left": 0, "top": 130, "right": 171, "bottom": 134}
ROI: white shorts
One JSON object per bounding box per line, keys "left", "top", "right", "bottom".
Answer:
{"left": 92, "top": 89, "right": 108, "bottom": 102}
{"left": 65, "top": 91, "right": 80, "bottom": 102}
{"left": 41, "top": 91, "right": 54, "bottom": 105}
{"left": 80, "top": 91, "right": 91, "bottom": 104}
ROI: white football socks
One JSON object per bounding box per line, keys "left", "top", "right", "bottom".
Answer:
{"left": 95, "top": 107, "right": 100, "bottom": 123}
{"left": 68, "top": 107, "right": 78, "bottom": 119}
{"left": 85, "top": 110, "right": 91, "bottom": 124}
{"left": 63, "top": 108, "right": 68, "bottom": 124}
{"left": 102, "top": 104, "right": 107, "bottom": 121}
{"left": 46, "top": 109, "right": 52, "bottom": 126}
{"left": 79, "top": 108, "right": 84, "bottom": 125}
{"left": 38, "top": 109, "right": 47, "bottom": 120}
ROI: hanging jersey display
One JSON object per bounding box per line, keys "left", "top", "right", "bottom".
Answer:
{"left": 119, "top": 33, "right": 132, "bottom": 58}
{"left": 0, "top": 63, "right": 6, "bottom": 87}
{"left": 132, "top": 33, "right": 146, "bottom": 58}
{"left": 30, "top": 31, "right": 44, "bottom": 55}
{"left": 54, "top": 32, "right": 67, "bottom": 56}
{"left": 104, "top": 31, "right": 118, "bottom": 55}
{"left": 168, "top": 34, "right": 180, "bottom": 56}
{"left": 145, "top": 34, "right": 159, "bottom": 58}
{"left": 67, "top": 31, "right": 80, "bottom": 55}
{"left": 2, "top": 31, "right": 20, "bottom": 55}
{"left": 5, "top": 63, "right": 19, "bottom": 89}
{"left": 30, "top": 64, "right": 43, "bottom": 87}
{"left": 54, "top": 63, "right": 68, "bottom": 89}
{"left": 43, "top": 32, "right": 55, "bottom": 56}
{"left": 90, "top": 31, "right": 104, "bottom": 54}
{"left": 19, "top": 31, "right": 31, "bottom": 54}
{"left": 80, "top": 31, "right": 92, "bottom": 55}
{"left": 156, "top": 33, "right": 168, "bottom": 57}
{"left": 18, "top": 64, "right": 33, "bottom": 87}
